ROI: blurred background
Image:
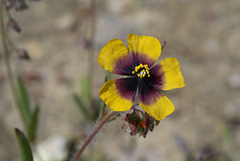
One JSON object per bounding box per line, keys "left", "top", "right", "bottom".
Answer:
{"left": 1, "top": 0, "right": 240, "bottom": 161}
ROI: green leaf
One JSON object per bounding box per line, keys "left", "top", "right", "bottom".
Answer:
{"left": 15, "top": 128, "right": 33, "bottom": 161}
{"left": 16, "top": 77, "right": 31, "bottom": 127}
{"left": 81, "top": 76, "right": 90, "bottom": 101}
{"left": 28, "top": 105, "right": 40, "bottom": 142}
{"left": 73, "top": 94, "right": 92, "bottom": 120}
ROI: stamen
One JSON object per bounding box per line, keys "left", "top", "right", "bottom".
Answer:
{"left": 131, "top": 63, "right": 151, "bottom": 78}
{"left": 135, "top": 66, "right": 138, "bottom": 72}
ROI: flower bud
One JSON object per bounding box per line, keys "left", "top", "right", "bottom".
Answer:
{"left": 18, "top": 49, "right": 30, "bottom": 60}
{"left": 121, "top": 106, "right": 160, "bottom": 138}
{"left": 7, "top": 18, "right": 21, "bottom": 33}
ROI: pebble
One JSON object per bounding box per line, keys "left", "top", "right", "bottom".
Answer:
{"left": 228, "top": 74, "right": 240, "bottom": 89}
{"left": 35, "top": 135, "right": 68, "bottom": 161}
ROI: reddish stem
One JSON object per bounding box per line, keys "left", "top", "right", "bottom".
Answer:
{"left": 72, "top": 111, "right": 117, "bottom": 161}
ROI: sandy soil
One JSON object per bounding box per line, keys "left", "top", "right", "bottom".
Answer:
{"left": 0, "top": 0, "right": 240, "bottom": 161}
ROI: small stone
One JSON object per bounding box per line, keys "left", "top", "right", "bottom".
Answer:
{"left": 55, "top": 13, "right": 75, "bottom": 30}
{"left": 106, "top": 0, "right": 133, "bottom": 14}
{"left": 228, "top": 74, "right": 240, "bottom": 89}
{"left": 35, "top": 135, "right": 68, "bottom": 161}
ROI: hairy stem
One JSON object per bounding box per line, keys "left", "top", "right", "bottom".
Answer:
{"left": 0, "top": 2, "right": 19, "bottom": 108}
{"left": 72, "top": 111, "right": 117, "bottom": 161}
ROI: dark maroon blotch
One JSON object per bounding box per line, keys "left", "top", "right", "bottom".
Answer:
{"left": 113, "top": 52, "right": 156, "bottom": 75}
{"left": 115, "top": 78, "right": 138, "bottom": 101}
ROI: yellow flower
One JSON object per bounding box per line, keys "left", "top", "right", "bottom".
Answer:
{"left": 98, "top": 34, "right": 185, "bottom": 121}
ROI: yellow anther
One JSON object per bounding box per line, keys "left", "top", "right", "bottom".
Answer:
{"left": 135, "top": 66, "right": 139, "bottom": 72}
{"left": 134, "top": 63, "right": 151, "bottom": 78}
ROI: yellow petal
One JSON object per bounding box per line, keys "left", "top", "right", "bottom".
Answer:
{"left": 139, "top": 94, "right": 175, "bottom": 121}
{"left": 160, "top": 57, "right": 185, "bottom": 90}
{"left": 97, "top": 39, "right": 128, "bottom": 72}
{"left": 99, "top": 79, "right": 133, "bottom": 111}
{"left": 127, "top": 34, "right": 161, "bottom": 61}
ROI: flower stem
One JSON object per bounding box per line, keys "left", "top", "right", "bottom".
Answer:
{"left": 72, "top": 111, "right": 117, "bottom": 161}
{"left": 0, "top": 2, "right": 19, "bottom": 108}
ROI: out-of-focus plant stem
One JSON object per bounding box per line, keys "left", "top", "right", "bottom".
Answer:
{"left": 0, "top": 2, "right": 19, "bottom": 108}
{"left": 88, "top": 0, "right": 96, "bottom": 107}
{"left": 4, "top": 9, "right": 21, "bottom": 52}
{"left": 99, "top": 103, "right": 106, "bottom": 121}
{"left": 72, "top": 111, "right": 117, "bottom": 161}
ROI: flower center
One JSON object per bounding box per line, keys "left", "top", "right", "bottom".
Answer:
{"left": 132, "top": 63, "right": 150, "bottom": 78}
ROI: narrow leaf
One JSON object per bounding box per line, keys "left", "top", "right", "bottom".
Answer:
{"left": 81, "top": 76, "right": 90, "bottom": 101}
{"left": 28, "top": 105, "right": 40, "bottom": 142}
{"left": 73, "top": 94, "right": 92, "bottom": 120}
{"left": 16, "top": 77, "right": 31, "bottom": 127}
{"left": 15, "top": 128, "right": 33, "bottom": 161}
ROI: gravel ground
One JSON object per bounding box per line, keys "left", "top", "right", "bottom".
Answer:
{"left": 0, "top": 0, "right": 240, "bottom": 161}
